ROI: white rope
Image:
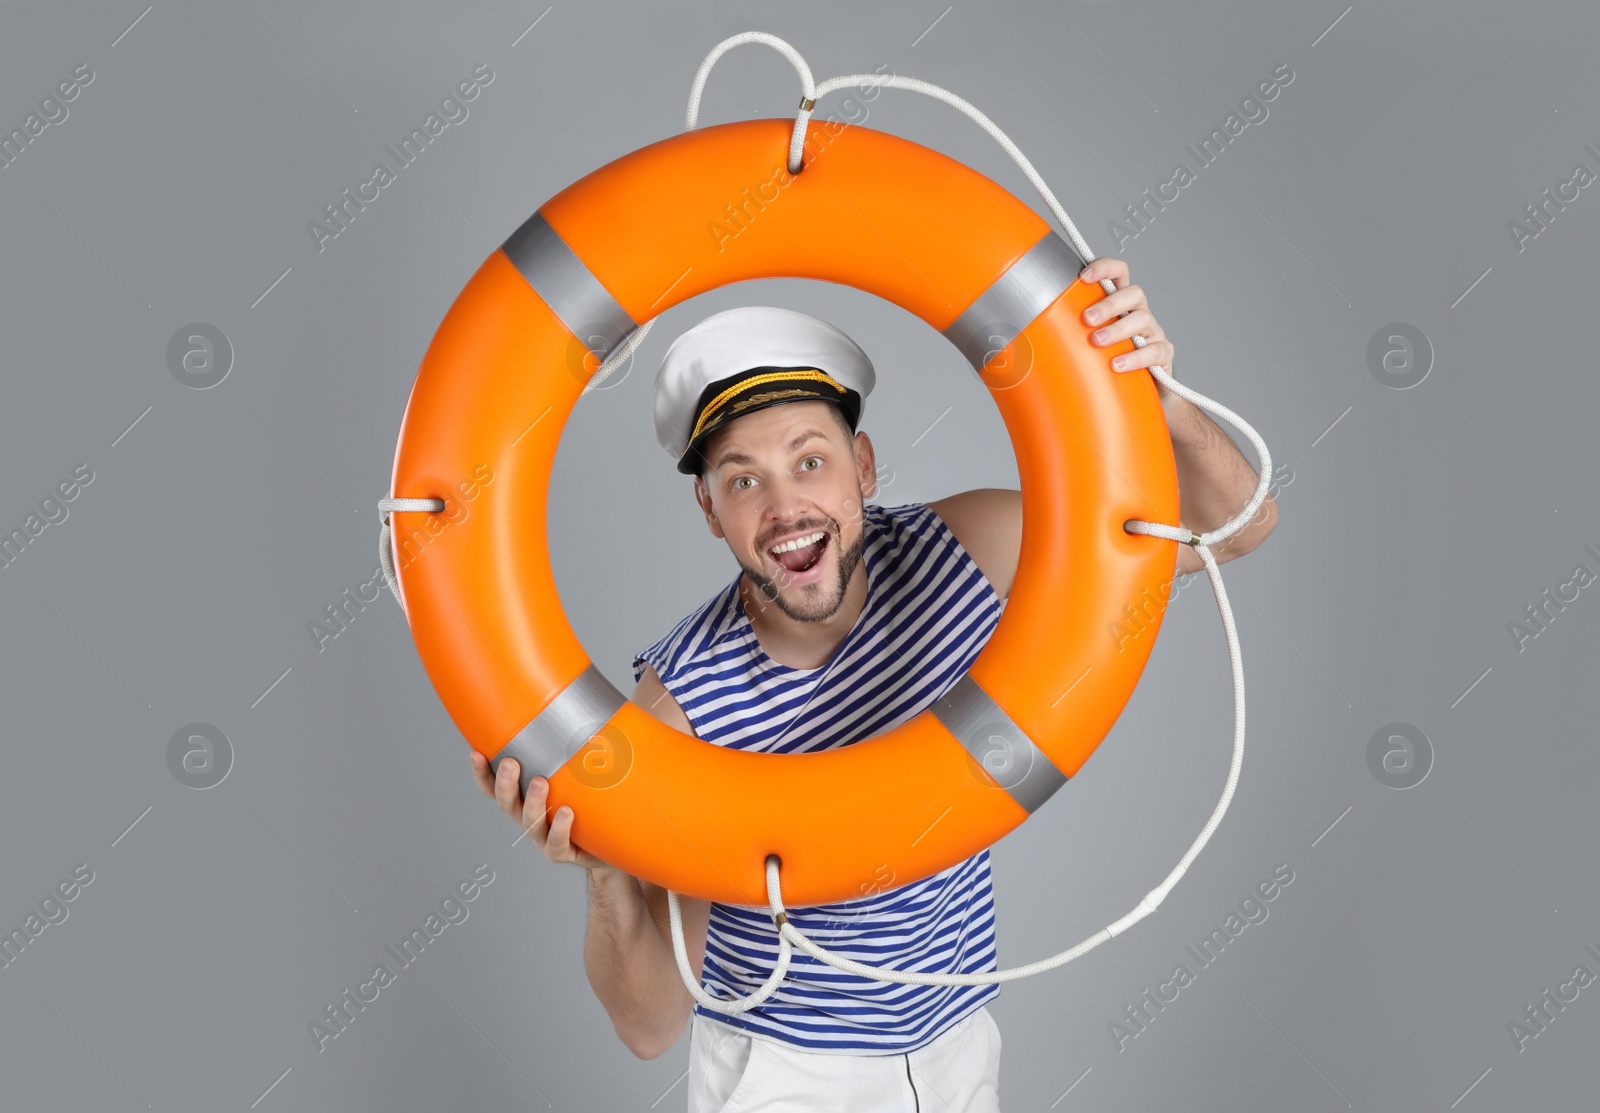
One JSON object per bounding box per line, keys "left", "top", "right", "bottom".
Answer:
{"left": 657, "top": 33, "right": 1272, "bottom": 1014}
{"left": 376, "top": 497, "right": 444, "bottom": 609}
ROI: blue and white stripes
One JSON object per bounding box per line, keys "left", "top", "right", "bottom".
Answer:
{"left": 632, "top": 501, "right": 1005, "bottom": 1054}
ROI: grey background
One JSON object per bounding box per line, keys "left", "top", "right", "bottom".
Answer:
{"left": 0, "top": 0, "right": 1595, "bottom": 1109}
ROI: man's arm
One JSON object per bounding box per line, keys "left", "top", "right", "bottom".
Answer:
{"left": 581, "top": 664, "right": 711, "bottom": 1059}
{"left": 1160, "top": 394, "right": 1278, "bottom": 575}
{"left": 928, "top": 404, "right": 1278, "bottom": 595}
{"left": 926, "top": 489, "right": 1022, "bottom": 601}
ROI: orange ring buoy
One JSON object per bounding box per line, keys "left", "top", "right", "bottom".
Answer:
{"left": 386, "top": 118, "right": 1179, "bottom": 907}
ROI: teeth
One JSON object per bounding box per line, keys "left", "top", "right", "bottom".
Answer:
{"left": 768, "top": 530, "right": 825, "bottom": 555}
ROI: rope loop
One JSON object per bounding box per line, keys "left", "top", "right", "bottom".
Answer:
{"left": 375, "top": 496, "right": 446, "bottom": 609}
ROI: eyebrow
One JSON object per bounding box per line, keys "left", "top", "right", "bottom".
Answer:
{"left": 709, "top": 427, "right": 831, "bottom": 472}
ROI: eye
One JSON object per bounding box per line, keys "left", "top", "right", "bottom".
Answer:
{"left": 799, "top": 456, "right": 823, "bottom": 471}
{"left": 731, "top": 475, "right": 755, "bottom": 490}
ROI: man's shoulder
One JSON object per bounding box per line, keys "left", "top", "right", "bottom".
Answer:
{"left": 871, "top": 498, "right": 975, "bottom": 550}
{"left": 631, "top": 575, "right": 741, "bottom": 686}
{"left": 918, "top": 489, "right": 1022, "bottom": 601}
{"left": 630, "top": 658, "right": 697, "bottom": 736}
{"left": 866, "top": 498, "right": 937, "bottom": 533}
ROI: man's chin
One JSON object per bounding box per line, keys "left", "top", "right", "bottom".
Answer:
{"left": 750, "top": 570, "right": 840, "bottom": 621}
{"left": 774, "top": 591, "right": 843, "bottom": 624}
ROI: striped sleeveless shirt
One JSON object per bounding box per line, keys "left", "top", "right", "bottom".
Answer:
{"left": 631, "top": 500, "right": 1004, "bottom": 1054}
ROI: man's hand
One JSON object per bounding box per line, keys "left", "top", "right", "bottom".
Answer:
{"left": 469, "top": 751, "right": 613, "bottom": 872}
{"left": 1079, "top": 256, "right": 1176, "bottom": 405}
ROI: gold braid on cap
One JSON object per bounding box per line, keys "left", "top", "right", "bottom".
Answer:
{"left": 687, "top": 369, "right": 847, "bottom": 446}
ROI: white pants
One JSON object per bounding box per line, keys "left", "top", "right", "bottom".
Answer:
{"left": 687, "top": 1006, "right": 1002, "bottom": 1112}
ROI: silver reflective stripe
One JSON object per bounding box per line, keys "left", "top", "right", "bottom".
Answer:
{"left": 929, "top": 673, "right": 1068, "bottom": 812}
{"left": 500, "top": 209, "right": 637, "bottom": 359}
{"left": 489, "top": 662, "right": 628, "bottom": 794}
{"left": 941, "top": 231, "right": 1087, "bottom": 371}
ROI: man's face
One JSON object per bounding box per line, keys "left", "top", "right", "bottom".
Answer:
{"left": 693, "top": 400, "right": 876, "bottom": 624}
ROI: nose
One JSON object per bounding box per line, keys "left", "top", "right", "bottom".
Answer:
{"left": 757, "top": 477, "right": 824, "bottom": 543}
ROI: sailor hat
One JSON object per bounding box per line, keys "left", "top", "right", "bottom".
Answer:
{"left": 652, "top": 305, "right": 876, "bottom": 476}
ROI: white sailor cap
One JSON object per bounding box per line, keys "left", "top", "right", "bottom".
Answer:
{"left": 652, "top": 305, "right": 876, "bottom": 476}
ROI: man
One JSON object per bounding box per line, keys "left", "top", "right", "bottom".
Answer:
{"left": 470, "top": 258, "right": 1279, "bottom": 1110}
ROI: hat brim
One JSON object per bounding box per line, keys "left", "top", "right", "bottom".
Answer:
{"left": 679, "top": 391, "right": 861, "bottom": 476}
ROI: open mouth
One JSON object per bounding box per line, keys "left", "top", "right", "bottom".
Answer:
{"left": 768, "top": 529, "right": 830, "bottom": 575}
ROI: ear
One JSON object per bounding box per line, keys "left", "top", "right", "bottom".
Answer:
{"left": 854, "top": 431, "right": 877, "bottom": 502}
{"left": 693, "top": 475, "right": 725, "bottom": 540}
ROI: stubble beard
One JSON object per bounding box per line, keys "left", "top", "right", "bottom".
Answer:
{"left": 742, "top": 520, "right": 866, "bottom": 624}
